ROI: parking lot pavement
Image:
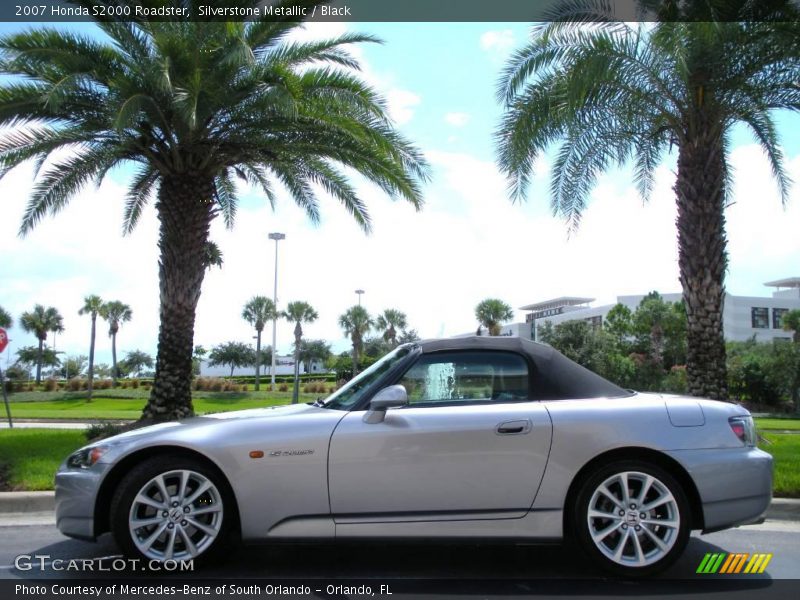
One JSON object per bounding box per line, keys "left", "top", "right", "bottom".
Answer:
{"left": 0, "top": 520, "right": 797, "bottom": 582}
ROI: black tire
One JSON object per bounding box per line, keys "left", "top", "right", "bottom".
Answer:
{"left": 110, "top": 455, "right": 237, "bottom": 565}
{"left": 572, "top": 459, "right": 691, "bottom": 577}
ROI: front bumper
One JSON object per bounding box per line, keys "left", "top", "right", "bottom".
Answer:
{"left": 54, "top": 463, "right": 109, "bottom": 541}
{"left": 667, "top": 446, "right": 773, "bottom": 533}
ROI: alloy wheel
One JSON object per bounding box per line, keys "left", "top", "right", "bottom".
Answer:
{"left": 128, "top": 469, "right": 224, "bottom": 561}
{"left": 586, "top": 470, "right": 681, "bottom": 568}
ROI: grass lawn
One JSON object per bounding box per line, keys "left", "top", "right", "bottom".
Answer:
{"left": 6, "top": 393, "right": 315, "bottom": 420}
{"left": 0, "top": 429, "right": 86, "bottom": 491}
{"left": 759, "top": 433, "right": 800, "bottom": 498}
{"left": 754, "top": 417, "right": 800, "bottom": 431}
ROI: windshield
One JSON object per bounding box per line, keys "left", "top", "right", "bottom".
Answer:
{"left": 322, "top": 344, "right": 417, "bottom": 410}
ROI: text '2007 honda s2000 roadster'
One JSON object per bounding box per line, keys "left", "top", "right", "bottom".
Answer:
{"left": 55, "top": 336, "right": 772, "bottom": 576}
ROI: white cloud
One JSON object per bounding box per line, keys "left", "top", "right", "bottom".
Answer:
{"left": 480, "top": 29, "right": 515, "bottom": 57}
{"left": 444, "top": 112, "right": 470, "bottom": 127}
{"left": 385, "top": 89, "right": 421, "bottom": 125}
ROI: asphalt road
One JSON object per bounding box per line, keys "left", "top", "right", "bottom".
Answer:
{"left": 0, "top": 518, "right": 797, "bottom": 585}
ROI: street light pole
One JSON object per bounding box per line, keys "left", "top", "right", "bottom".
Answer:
{"left": 355, "top": 289, "right": 365, "bottom": 306}
{"left": 268, "top": 232, "right": 285, "bottom": 388}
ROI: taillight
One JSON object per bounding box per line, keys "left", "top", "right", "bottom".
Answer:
{"left": 729, "top": 416, "right": 756, "bottom": 446}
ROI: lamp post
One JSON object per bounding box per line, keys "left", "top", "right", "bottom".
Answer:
{"left": 355, "top": 289, "right": 365, "bottom": 306}
{"left": 268, "top": 232, "right": 285, "bottom": 388}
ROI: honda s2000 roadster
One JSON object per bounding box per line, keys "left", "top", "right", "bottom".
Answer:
{"left": 55, "top": 336, "right": 772, "bottom": 576}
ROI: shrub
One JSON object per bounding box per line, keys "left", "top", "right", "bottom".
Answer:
{"left": 43, "top": 378, "right": 57, "bottom": 392}
{"left": 67, "top": 378, "right": 86, "bottom": 392}
{"left": 85, "top": 422, "right": 125, "bottom": 442}
{"left": 131, "top": 379, "right": 140, "bottom": 389}
{"left": 278, "top": 383, "right": 289, "bottom": 392}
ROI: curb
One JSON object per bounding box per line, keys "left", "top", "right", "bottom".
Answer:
{"left": 0, "top": 492, "right": 797, "bottom": 520}
{"left": 0, "top": 491, "right": 56, "bottom": 513}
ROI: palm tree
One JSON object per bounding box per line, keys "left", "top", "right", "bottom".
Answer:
{"left": 0, "top": 306, "right": 12, "bottom": 328}
{"left": 339, "top": 306, "right": 373, "bottom": 378}
{"left": 0, "top": 3, "right": 429, "bottom": 422}
{"left": 475, "top": 299, "right": 513, "bottom": 336}
{"left": 376, "top": 309, "right": 408, "bottom": 347}
{"left": 496, "top": 5, "right": 800, "bottom": 399}
{"left": 78, "top": 295, "right": 103, "bottom": 399}
{"left": 100, "top": 301, "right": 132, "bottom": 385}
{"left": 242, "top": 296, "right": 276, "bottom": 391}
{"left": 782, "top": 309, "right": 800, "bottom": 344}
{"left": 19, "top": 304, "right": 63, "bottom": 383}
{"left": 283, "top": 301, "right": 319, "bottom": 404}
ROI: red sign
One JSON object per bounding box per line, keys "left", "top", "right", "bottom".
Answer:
{"left": 0, "top": 328, "right": 7, "bottom": 353}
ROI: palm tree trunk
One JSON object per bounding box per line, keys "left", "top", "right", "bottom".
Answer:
{"left": 35, "top": 337, "right": 43, "bottom": 384}
{"left": 255, "top": 329, "right": 261, "bottom": 392}
{"left": 675, "top": 120, "right": 728, "bottom": 400}
{"left": 87, "top": 314, "right": 96, "bottom": 400}
{"left": 292, "top": 323, "right": 302, "bottom": 404}
{"left": 111, "top": 331, "right": 118, "bottom": 386}
{"left": 141, "top": 174, "right": 215, "bottom": 422}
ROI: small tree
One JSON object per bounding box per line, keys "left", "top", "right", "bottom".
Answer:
{"left": 376, "top": 309, "right": 408, "bottom": 347}
{"left": 0, "top": 305, "right": 12, "bottom": 328}
{"left": 782, "top": 309, "right": 800, "bottom": 344}
{"left": 339, "top": 306, "right": 373, "bottom": 377}
{"left": 99, "top": 301, "right": 132, "bottom": 384}
{"left": 299, "top": 339, "right": 332, "bottom": 375}
{"left": 123, "top": 350, "right": 154, "bottom": 378}
{"left": 20, "top": 305, "right": 64, "bottom": 383}
{"left": 242, "top": 296, "right": 276, "bottom": 391}
{"left": 283, "top": 301, "right": 318, "bottom": 404}
{"left": 78, "top": 295, "right": 103, "bottom": 399}
{"left": 60, "top": 355, "right": 88, "bottom": 379}
{"left": 193, "top": 345, "right": 208, "bottom": 377}
{"left": 208, "top": 342, "right": 256, "bottom": 378}
{"left": 475, "top": 299, "right": 513, "bottom": 336}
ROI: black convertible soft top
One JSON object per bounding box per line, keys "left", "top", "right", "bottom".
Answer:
{"left": 416, "top": 336, "right": 631, "bottom": 400}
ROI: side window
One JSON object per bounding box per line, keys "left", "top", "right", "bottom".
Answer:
{"left": 399, "top": 351, "right": 529, "bottom": 405}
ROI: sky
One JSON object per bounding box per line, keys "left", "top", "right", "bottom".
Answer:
{"left": 1, "top": 20, "right": 799, "bottom": 369}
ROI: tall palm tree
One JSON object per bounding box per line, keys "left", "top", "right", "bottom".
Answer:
{"left": 19, "top": 304, "right": 63, "bottom": 383}
{"left": 0, "top": 305, "right": 12, "bottom": 328}
{"left": 376, "top": 309, "right": 408, "bottom": 347}
{"left": 283, "top": 301, "right": 319, "bottom": 404}
{"left": 475, "top": 299, "right": 513, "bottom": 336}
{"left": 339, "top": 306, "right": 373, "bottom": 378}
{"left": 100, "top": 301, "right": 132, "bottom": 385}
{"left": 0, "top": 1, "right": 429, "bottom": 422}
{"left": 242, "top": 296, "right": 276, "bottom": 391}
{"left": 78, "top": 295, "right": 103, "bottom": 399}
{"left": 496, "top": 4, "right": 800, "bottom": 399}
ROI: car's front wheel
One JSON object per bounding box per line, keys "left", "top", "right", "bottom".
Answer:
{"left": 573, "top": 460, "right": 690, "bottom": 577}
{"left": 110, "top": 456, "right": 235, "bottom": 564}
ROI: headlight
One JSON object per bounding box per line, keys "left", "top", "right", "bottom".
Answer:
{"left": 66, "top": 445, "right": 109, "bottom": 469}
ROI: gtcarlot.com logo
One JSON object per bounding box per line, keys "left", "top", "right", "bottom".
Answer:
{"left": 696, "top": 552, "right": 773, "bottom": 574}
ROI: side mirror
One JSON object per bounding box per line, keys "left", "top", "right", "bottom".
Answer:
{"left": 363, "top": 384, "right": 408, "bottom": 424}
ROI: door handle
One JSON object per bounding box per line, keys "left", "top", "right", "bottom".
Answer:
{"left": 496, "top": 419, "right": 531, "bottom": 435}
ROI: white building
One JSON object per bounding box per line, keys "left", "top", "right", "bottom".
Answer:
{"left": 501, "top": 278, "right": 800, "bottom": 343}
{"left": 199, "top": 354, "right": 327, "bottom": 378}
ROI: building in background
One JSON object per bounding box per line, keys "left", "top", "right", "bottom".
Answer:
{"left": 501, "top": 278, "right": 800, "bottom": 343}
{"left": 201, "top": 354, "right": 326, "bottom": 378}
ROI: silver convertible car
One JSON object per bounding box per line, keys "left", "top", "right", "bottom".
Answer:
{"left": 55, "top": 336, "right": 772, "bottom": 576}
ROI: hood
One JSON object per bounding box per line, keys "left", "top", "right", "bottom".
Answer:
{"left": 102, "top": 402, "right": 322, "bottom": 444}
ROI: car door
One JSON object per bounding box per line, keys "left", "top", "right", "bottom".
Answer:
{"left": 328, "top": 350, "right": 553, "bottom": 523}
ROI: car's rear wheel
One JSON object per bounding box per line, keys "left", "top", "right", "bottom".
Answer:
{"left": 110, "top": 456, "right": 235, "bottom": 564}
{"left": 573, "top": 460, "right": 690, "bottom": 577}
